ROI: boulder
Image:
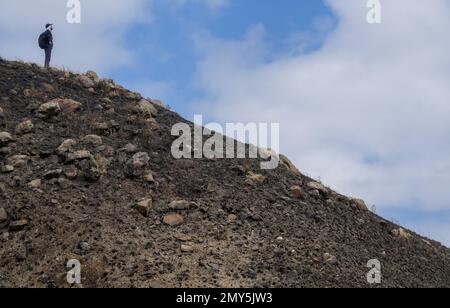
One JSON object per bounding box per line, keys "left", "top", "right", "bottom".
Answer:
{"left": 15, "top": 120, "right": 34, "bottom": 135}
{"left": 0, "top": 208, "right": 7, "bottom": 223}
{"left": 163, "top": 213, "right": 184, "bottom": 226}
{"left": 28, "top": 179, "right": 42, "bottom": 189}
{"left": 9, "top": 219, "right": 28, "bottom": 231}
{"left": 78, "top": 75, "right": 96, "bottom": 88}
{"left": 82, "top": 135, "right": 103, "bottom": 146}
{"left": 56, "top": 139, "right": 77, "bottom": 155}
{"left": 136, "top": 198, "right": 153, "bottom": 217}
{"left": 135, "top": 100, "right": 158, "bottom": 118}
{"left": 7, "top": 155, "right": 28, "bottom": 168}
{"left": 168, "top": 200, "right": 192, "bottom": 211}
{"left": 38, "top": 101, "right": 61, "bottom": 117}
{"left": 57, "top": 99, "right": 82, "bottom": 112}
{"left": 392, "top": 228, "right": 412, "bottom": 240}
{"left": 307, "top": 181, "right": 328, "bottom": 194}
{"left": 352, "top": 198, "right": 368, "bottom": 211}
{"left": 0, "top": 132, "right": 13, "bottom": 146}
{"left": 130, "top": 152, "right": 150, "bottom": 169}
{"left": 246, "top": 171, "right": 266, "bottom": 184}
{"left": 289, "top": 186, "right": 303, "bottom": 199}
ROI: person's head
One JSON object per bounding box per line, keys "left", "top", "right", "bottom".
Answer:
{"left": 45, "top": 24, "right": 53, "bottom": 31}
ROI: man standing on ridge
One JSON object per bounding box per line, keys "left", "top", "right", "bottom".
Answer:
{"left": 38, "top": 24, "right": 54, "bottom": 68}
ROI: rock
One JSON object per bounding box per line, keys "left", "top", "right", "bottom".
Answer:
{"left": 163, "top": 213, "right": 184, "bottom": 226}
{"left": 0, "top": 208, "right": 7, "bottom": 223}
{"left": 174, "top": 233, "right": 193, "bottom": 242}
{"left": 169, "top": 200, "right": 192, "bottom": 211}
{"left": 246, "top": 171, "right": 266, "bottom": 184}
{"left": 41, "top": 82, "right": 56, "bottom": 92}
{"left": 56, "top": 99, "right": 82, "bottom": 112}
{"left": 9, "top": 219, "right": 28, "bottom": 231}
{"left": 28, "top": 179, "right": 42, "bottom": 189}
{"left": 323, "top": 253, "right": 337, "bottom": 264}
{"left": 1, "top": 165, "right": 14, "bottom": 173}
{"left": 83, "top": 135, "right": 103, "bottom": 146}
{"left": 289, "top": 186, "right": 303, "bottom": 199}
{"left": 135, "top": 99, "right": 158, "bottom": 118}
{"left": 181, "top": 244, "right": 195, "bottom": 253}
{"left": 65, "top": 166, "right": 79, "bottom": 179}
{"left": 7, "top": 155, "right": 28, "bottom": 168}
{"left": 86, "top": 71, "right": 100, "bottom": 83}
{"left": 38, "top": 101, "right": 61, "bottom": 117}
{"left": 78, "top": 75, "right": 96, "bottom": 88}
{"left": 352, "top": 198, "right": 368, "bottom": 211}
{"left": 280, "top": 154, "right": 301, "bottom": 175}
{"left": 78, "top": 241, "right": 91, "bottom": 252}
{"left": 67, "top": 150, "right": 92, "bottom": 162}
{"left": 130, "top": 152, "right": 150, "bottom": 169}
{"left": 43, "top": 169, "right": 63, "bottom": 180}
{"left": 56, "top": 139, "right": 77, "bottom": 155}
{"left": 307, "top": 181, "right": 328, "bottom": 194}
{"left": 0, "top": 107, "right": 4, "bottom": 118}
{"left": 150, "top": 99, "right": 168, "bottom": 109}
{"left": 392, "top": 228, "right": 412, "bottom": 240}
{"left": 0, "top": 132, "right": 13, "bottom": 146}
{"left": 122, "top": 143, "right": 138, "bottom": 154}
{"left": 15, "top": 120, "right": 34, "bottom": 135}
{"left": 143, "top": 172, "right": 155, "bottom": 183}
{"left": 136, "top": 198, "right": 153, "bottom": 217}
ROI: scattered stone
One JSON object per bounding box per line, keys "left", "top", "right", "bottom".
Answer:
{"left": 246, "top": 171, "right": 266, "bottom": 184}
{"left": 56, "top": 98, "right": 82, "bottom": 112}
{"left": 57, "top": 139, "right": 77, "bottom": 155}
{"left": 38, "top": 101, "right": 61, "bottom": 117}
{"left": 123, "top": 143, "right": 138, "bottom": 154}
{"left": 65, "top": 166, "right": 78, "bottom": 179}
{"left": 169, "top": 200, "right": 192, "bottom": 211}
{"left": 130, "top": 152, "right": 150, "bottom": 169}
{"left": 289, "top": 186, "right": 303, "bottom": 199}
{"left": 28, "top": 179, "right": 42, "bottom": 189}
{"left": 9, "top": 219, "right": 28, "bottom": 231}
{"left": 83, "top": 135, "right": 103, "bottom": 146}
{"left": 0, "top": 132, "right": 13, "bottom": 146}
{"left": 78, "top": 75, "right": 96, "bottom": 88}
{"left": 86, "top": 71, "right": 100, "bottom": 83}
{"left": 67, "top": 150, "right": 92, "bottom": 162}
{"left": 150, "top": 99, "right": 168, "bottom": 109}
{"left": 7, "top": 155, "right": 28, "bottom": 168}
{"left": 43, "top": 169, "right": 63, "bottom": 180}
{"left": 307, "top": 181, "right": 328, "bottom": 194}
{"left": 323, "top": 253, "right": 337, "bottom": 264}
{"left": 1, "top": 165, "right": 14, "bottom": 173}
{"left": 392, "top": 228, "right": 412, "bottom": 240}
{"left": 0, "top": 208, "right": 7, "bottom": 223}
{"left": 144, "top": 172, "right": 155, "bottom": 183}
{"left": 78, "top": 241, "right": 91, "bottom": 252}
{"left": 136, "top": 198, "right": 153, "bottom": 217}
{"left": 181, "top": 244, "right": 195, "bottom": 253}
{"left": 174, "top": 233, "right": 193, "bottom": 242}
{"left": 279, "top": 154, "right": 301, "bottom": 175}
{"left": 163, "top": 213, "right": 184, "bottom": 226}
{"left": 135, "top": 99, "right": 158, "bottom": 118}
{"left": 352, "top": 198, "right": 368, "bottom": 211}
{"left": 15, "top": 120, "right": 34, "bottom": 135}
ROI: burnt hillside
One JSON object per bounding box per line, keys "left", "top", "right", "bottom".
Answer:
{"left": 0, "top": 59, "right": 449, "bottom": 288}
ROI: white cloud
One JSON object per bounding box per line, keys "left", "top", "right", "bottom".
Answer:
{"left": 191, "top": 0, "right": 450, "bottom": 214}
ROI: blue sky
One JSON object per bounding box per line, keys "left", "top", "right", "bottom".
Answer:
{"left": 0, "top": 0, "right": 450, "bottom": 246}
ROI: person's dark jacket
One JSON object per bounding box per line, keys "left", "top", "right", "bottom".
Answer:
{"left": 43, "top": 30, "right": 53, "bottom": 49}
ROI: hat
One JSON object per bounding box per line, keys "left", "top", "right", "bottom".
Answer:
{"left": 45, "top": 24, "right": 53, "bottom": 29}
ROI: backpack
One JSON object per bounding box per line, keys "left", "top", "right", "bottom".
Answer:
{"left": 38, "top": 32, "right": 47, "bottom": 49}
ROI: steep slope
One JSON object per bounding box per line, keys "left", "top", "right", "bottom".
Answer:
{"left": 0, "top": 59, "right": 449, "bottom": 288}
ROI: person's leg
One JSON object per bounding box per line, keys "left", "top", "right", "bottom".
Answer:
{"left": 44, "top": 47, "right": 52, "bottom": 68}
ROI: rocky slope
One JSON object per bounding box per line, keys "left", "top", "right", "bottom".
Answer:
{"left": 0, "top": 59, "right": 449, "bottom": 288}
